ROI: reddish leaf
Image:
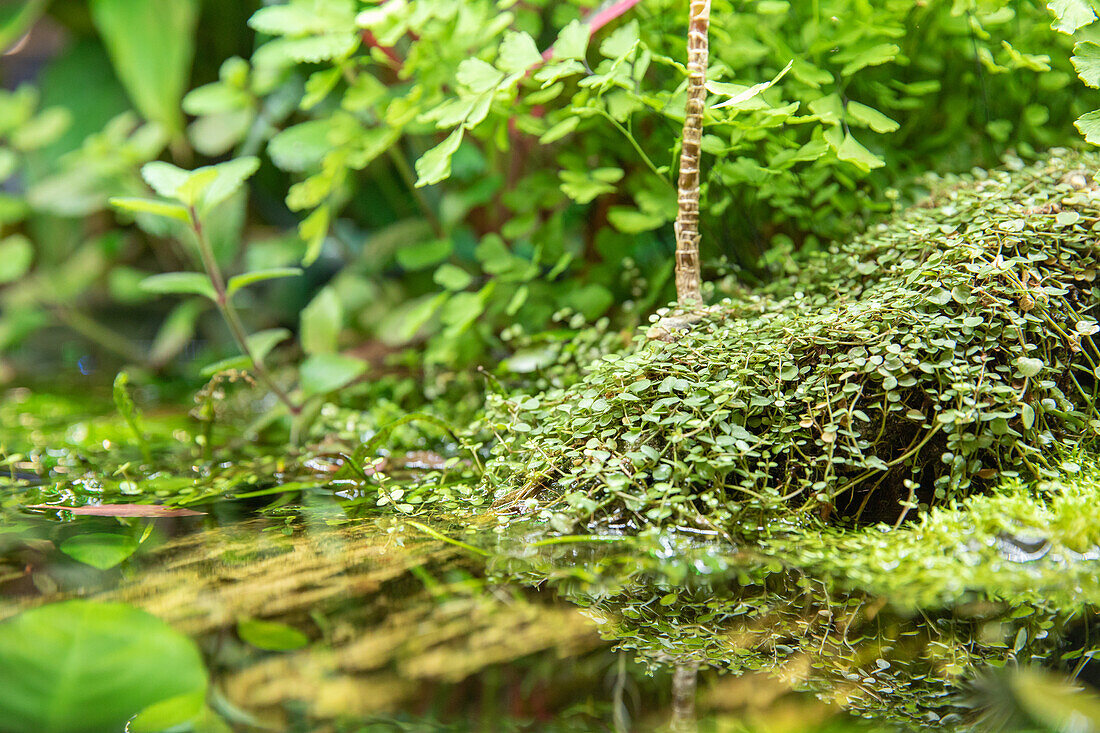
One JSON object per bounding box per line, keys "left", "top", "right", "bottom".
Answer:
{"left": 28, "top": 504, "right": 206, "bottom": 517}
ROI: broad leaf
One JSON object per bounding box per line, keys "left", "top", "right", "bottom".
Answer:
{"left": 0, "top": 600, "right": 207, "bottom": 733}
{"left": 226, "top": 267, "right": 302, "bottom": 297}
{"left": 299, "top": 352, "right": 366, "bottom": 396}
{"left": 140, "top": 272, "right": 217, "bottom": 301}
{"left": 90, "top": 0, "right": 198, "bottom": 134}
{"left": 59, "top": 533, "right": 138, "bottom": 570}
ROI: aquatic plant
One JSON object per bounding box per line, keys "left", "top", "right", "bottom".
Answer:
{"left": 482, "top": 150, "right": 1100, "bottom": 530}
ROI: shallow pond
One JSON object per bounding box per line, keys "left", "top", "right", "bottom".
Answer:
{"left": 2, "top": 386, "right": 1100, "bottom": 732}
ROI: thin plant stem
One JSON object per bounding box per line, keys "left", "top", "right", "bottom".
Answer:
{"left": 387, "top": 147, "right": 445, "bottom": 238}
{"left": 188, "top": 207, "right": 300, "bottom": 416}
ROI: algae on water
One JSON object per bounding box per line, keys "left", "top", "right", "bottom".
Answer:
{"left": 483, "top": 151, "right": 1100, "bottom": 530}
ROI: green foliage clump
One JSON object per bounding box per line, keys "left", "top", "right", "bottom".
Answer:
{"left": 481, "top": 150, "right": 1100, "bottom": 530}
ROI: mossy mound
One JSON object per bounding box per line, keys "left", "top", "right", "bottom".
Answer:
{"left": 483, "top": 150, "right": 1100, "bottom": 530}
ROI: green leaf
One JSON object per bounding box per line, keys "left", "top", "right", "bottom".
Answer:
{"left": 434, "top": 263, "right": 473, "bottom": 291}
{"left": 0, "top": 234, "right": 33, "bottom": 283}
{"left": 599, "top": 20, "right": 639, "bottom": 60}
{"left": 174, "top": 168, "right": 218, "bottom": 208}
{"left": 128, "top": 690, "right": 206, "bottom": 733}
{"left": 539, "top": 116, "right": 580, "bottom": 144}
{"left": 199, "top": 355, "right": 251, "bottom": 377}
{"left": 560, "top": 167, "right": 622, "bottom": 204}
{"left": 10, "top": 106, "right": 71, "bottom": 151}
{"left": 236, "top": 618, "right": 308, "bottom": 651}
{"left": 200, "top": 157, "right": 260, "bottom": 213}
{"left": 1048, "top": 0, "right": 1097, "bottom": 33}
{"left": 268, "top": 120, "right": 333, "bottom": 172}
{"left": 497, "top": 31, "right": 542, "bottom": 74}
{"left": 249, "top": 4, "right": 336, "bottom": 35}
{"left": 0, "top": 600, "right": 207, "bottom": 733}
{"left": 59, "top": 534, "right": 138, "bottom": 570}
{"left": 300, "top": 286, "right": 342, "bottom": 356}
{"left": 140, "top": 272, "right": 217, "bottom": 301}
{"left": 607, "top": 207, "right": 664, "bottom": 233}
{"left": 1073, "top": 41, "right": 1100, "bottom": 87}
{"left": 711, "top": 60, "right": 792, "bottom": 110}
{"left": 226, "top": 267, "right": 302, "bottom": 297}
{"left": 1015, "top": 356, "right": 1044, "bottom": 377}
{"left": 845, "top": 101, "right": 899, "bottom": 133}
{"left": 1075, "top": 109, "right": 1100, "bottom": 144}
{"left": 299, "top": 352, "right": 366, "bottom": 396}
{"left": 200, "top": 328, "right": 291, "bottom": 377}
{"left": 456, "top": 59, "right": 506, "bottom": 93}
{"left": 248, "top": 328, "right": 292, "bottom": 363}
{"left": 396, "top": 238, "right": 453, "bottom": 271}
{"left": 835, "top": 131, "right": 885, "bottom": 172}
{"left": 415, "top": 128, "right": 464, "bottom": 187}
{"left": 90, "top": 0, "right": 198, "bottom": 134}
{"left": 142, "top": 161, "right": 191, "bottom": 200}
{"left": 108, "top": 197, "right": 190, "bottom": 223}
{"left": 837, "top": 43, "right": 899, "bottom": 76}
{"left": 554, "top": 19, "right": 589, "bottom": 61}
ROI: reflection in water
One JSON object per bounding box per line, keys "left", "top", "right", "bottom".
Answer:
{"left": 3, "top": 390, "right": 1100, "bottom": 730}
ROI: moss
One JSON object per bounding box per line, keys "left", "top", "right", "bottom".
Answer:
{"left": 482, "top": 150, "right": 1100, "bottom": 531}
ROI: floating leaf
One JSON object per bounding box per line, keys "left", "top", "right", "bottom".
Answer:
{"left": 28, "top": 504, "right": 205, "bottom": 517}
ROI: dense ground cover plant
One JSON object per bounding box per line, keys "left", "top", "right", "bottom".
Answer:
{"left": 480, "top": 150, "right": 1100, "bottom": 530}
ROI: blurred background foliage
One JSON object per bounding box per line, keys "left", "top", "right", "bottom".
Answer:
{"left": 0, "top": 0, "right": 1096, "bottom": 392}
